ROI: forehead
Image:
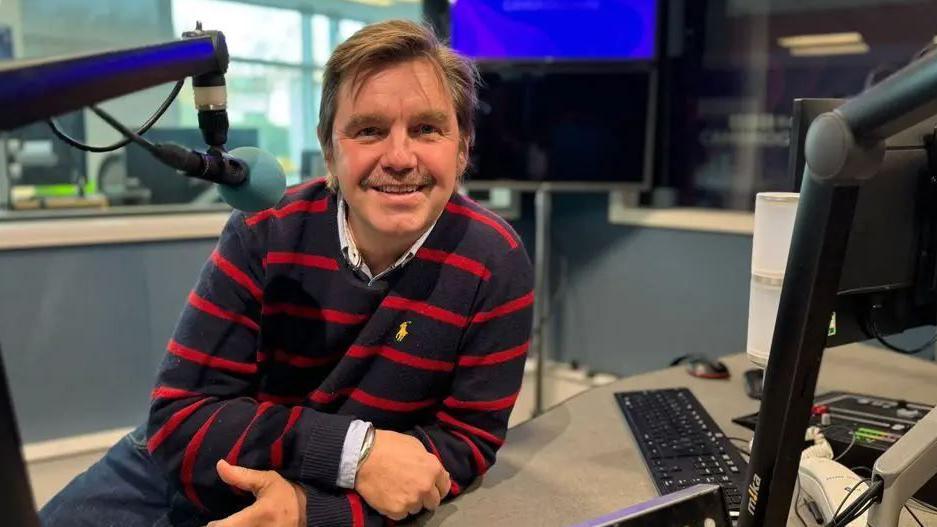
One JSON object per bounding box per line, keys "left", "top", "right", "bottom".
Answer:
{"left": 337, "top": 58, "right": 455, "bottom": 117}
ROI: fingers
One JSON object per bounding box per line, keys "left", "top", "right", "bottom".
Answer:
{"left": 215, "top": 459, "right": 270, "bottom": 495}
{"left": 421, "top": 485, "right": 442, "bottom": 511}
{"left": 205, "top": 503, "right": 264, "bottom": 527}
{"left": 434, "top": 468, "right": 452, "bottom": 498}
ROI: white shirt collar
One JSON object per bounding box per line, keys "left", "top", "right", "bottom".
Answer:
{"left": 336, "top": 193, "right": 437, "bottom": 282}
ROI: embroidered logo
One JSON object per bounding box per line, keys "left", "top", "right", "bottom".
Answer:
{"left": 395, "top": 321, "right": 412, "bottom": 342}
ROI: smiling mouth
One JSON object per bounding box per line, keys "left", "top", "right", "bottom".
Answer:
{"left": 371, "top": 184, "right": 428, "bottom": 194}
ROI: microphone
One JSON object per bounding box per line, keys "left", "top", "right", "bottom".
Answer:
{"left": 149, "top": 23, "right": 286, "bottom": 212}
{"left": 149, "top": 142, "right": 286, "bottom": 212}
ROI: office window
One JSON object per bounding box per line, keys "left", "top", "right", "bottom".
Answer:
{"left": 171, "top": 0, "right": 302, "bottom": 64}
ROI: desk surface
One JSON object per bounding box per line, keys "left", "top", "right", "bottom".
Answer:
{"left": 419, "top": 344, "right": 937, "bottom": 526}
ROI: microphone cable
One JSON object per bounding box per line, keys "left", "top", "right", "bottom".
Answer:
{"left": 44, "top": 78, "right": 184, "bottom": 153}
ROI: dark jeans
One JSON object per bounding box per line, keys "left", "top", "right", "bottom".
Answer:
{"left": 39, "top": 425, "right": 210, "bottom": 527}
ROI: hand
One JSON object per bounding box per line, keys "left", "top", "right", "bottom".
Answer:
{"left": 206, "top": 459, "right": 307, "bottom": 527}
{"left": 354, "top": 429, "right": 451, "bottom": 520}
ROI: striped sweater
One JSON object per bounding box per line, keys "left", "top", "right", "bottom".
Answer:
{"left": 145, "top": 180, "right": 534, "bottom": 526}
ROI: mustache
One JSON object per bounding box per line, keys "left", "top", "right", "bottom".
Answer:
{"left": 360, "top": 171, "right": 434, "bottom": 188}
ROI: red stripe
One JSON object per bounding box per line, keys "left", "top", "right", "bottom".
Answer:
{"left": 309, "top": 388, "right": 346, "bottom": 405}
{"left": 210, "top": 250, "right": 263, "bottom": 301}
{"left": 347, "top": 345, "right": 455, "bottom": 372}
{"left": 458, "top": 341, "right": 529, "bottom": 367}
{"left": 450, "top": 480, "right": 462, "bottom": 496}
{"left": 181, "top": 405, "right": 226, "bottom": 510}
{"left": 256, "top": 350, "right": 269, "bottom": 363}
{"left": 268, "top": 348, "right": 343, "bottom": 368}
{"left": 443, "top": 392, "right": 519, "bottom": 411}
{"left": 445, "top": 201, "right": 518, "bottom": 249}
{"left": 147, "top": 398, "right": 212, "bottom": 453}
{"left": 245, "top": 198, "right": 328, "bottom": 226}
{"left": 472, "top": 291, "right": 534, "bottom": 324}
{"left": 257, "top": 392, "right": 306, "bottom": 405}
{"left": 263, "top": 303, "right": 368, "bottom": 325}
{"left": 270, "top": 406, "right": 303, "bottom": 468}
{"left": 187, "top": 291, "right": 260, "bottom": 332}
{"left": 309, "top": 387, "right": 435, "bottom": 412}
{"left": 415, "top": 248, "right": 492, "bottom": 280}
{"left": 436, "top": 411, "right": 504, "bottom": 446}
{"left": 151, "top": 386, "right": 201, "bottom": 400}
{"left": 264, "top": 251, "right": 339, "bottom": 271}
{"left": 349, "top": 389, "right": 437, "bottom": 412}
{"left": 225, "top": 402, "right": 273, "bottom": 465}
{"left": 450, "top": 429, "right": 489, "bottom": 473}
{"left": 381, "top": 296, "right": 468, "bottom": 328}
{"left": 168, "top": 339, "right": 258, "bottom": 375}
{"left": 346, "top": 492, "right": 365, "bottom": 527}
{"left": 285, "top": 178, "right": 326, "bottom": 195}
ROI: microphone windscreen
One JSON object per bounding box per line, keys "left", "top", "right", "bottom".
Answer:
{"left": 218, "top": 146, "right": 286, "bottom": 212}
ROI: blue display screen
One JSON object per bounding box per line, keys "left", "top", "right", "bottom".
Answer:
{"left": 451, "top": 0, "right": 657, "bottom": 61}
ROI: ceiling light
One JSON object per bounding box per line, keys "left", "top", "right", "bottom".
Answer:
{"left": 778, "top": 32, "right": 863, "bottom": 49}
{"left": 789, "top": 42, "right": 870, "bottom": 57}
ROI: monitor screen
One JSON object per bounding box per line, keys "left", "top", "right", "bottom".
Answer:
{"left": 451, "top": 0, "right": 658, "bottom": 61}
{"left": 467, "top": 68, "right": 652, "bottom": 186}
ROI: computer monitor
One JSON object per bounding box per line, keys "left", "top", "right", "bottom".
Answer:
{"left": 741, "top": 46, "right": 937, "bottom": 526}
{"left": 125, "top": 127, "right": 258, "bottom": 205}
{"left": 466, "top": 67, "right": 655, "bottom": 189}
{"left": 789, "top": 98, "right": 937, "bottom": 349}
{"left": 0, "top": 341, "right": 41, "bottom": 527}
{"left": 450, "top": 0, "right": 658, "bottom": 62}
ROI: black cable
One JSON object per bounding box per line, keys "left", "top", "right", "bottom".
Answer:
{"left": 829, "top": 479, "right": 883, "bottom": 527}
{"left": 828, "top": 478, "right": 869, "bottom": 526}
{"left": 868, "top": 303, "right": 937, "bottom": 354}
{"left": 793, "top": 478, "right": 809, "bottom": 527}
{"left": 905, "top": 504, "right": 925, "bottom": 527}
{"left": 833, "top": 431, "right": 858, "bottom": 462}
{"left": 46, "top": 79, "right": 184, "bottom": 153}
{"left": 88, "top": 105, "right": 159, "bottom": 155}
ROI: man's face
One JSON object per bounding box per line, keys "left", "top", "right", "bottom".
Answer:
{"left": 327, "top": 58, "right": 466, "bottom": 241}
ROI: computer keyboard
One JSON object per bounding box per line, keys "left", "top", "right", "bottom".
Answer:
{"left": 615, "top": 388, "right": 748, "bottom": 518}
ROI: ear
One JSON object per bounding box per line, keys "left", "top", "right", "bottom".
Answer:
{"left": 457, "top": 136, "right": 470, "bottom": 175}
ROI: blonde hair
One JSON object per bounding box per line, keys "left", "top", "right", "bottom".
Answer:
{"left": 316, "top": 19, "right": 479, "bottom": 189}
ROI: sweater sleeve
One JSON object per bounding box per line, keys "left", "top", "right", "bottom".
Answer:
{"left": 302, "top": 486, "right": 386, "bottom": 527}
{"left": 407, "top": 244, "right": 534, "bottom": 497}
{"left": 146, "top": 211, "right": 354, "bottom": 518}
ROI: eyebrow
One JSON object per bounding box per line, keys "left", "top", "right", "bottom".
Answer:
{"left": 344, "top": 113, "right": 390, "bottom": 131}
{"left": 411, "top": 110, "right": 450, "bottom": 126}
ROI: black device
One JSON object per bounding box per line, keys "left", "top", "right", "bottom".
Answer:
{"left": 740, "top": 47, "right": 937, "bottom": 527}
{"left": 568, "top": 484, "right": 731, "bottom": 527}
{"left": 615, "top": 388, "right": 749, "bottom": 520}
{"left": 125, "top": 127, "right": 258, "bottom": 205}
{"left": 0, "top": 341, "right": 40, "bottom": 527}
{"left": 742, "top": 370, "right": 763, "bottom": 400}
{"left": 467, "top": 67, "right": 655, "bottom": 189}
{"left": 789, "top": 98, "right": 937, "bottom": 349}
{"left": 733, "top": 391, "right": 937, "bottom": 506}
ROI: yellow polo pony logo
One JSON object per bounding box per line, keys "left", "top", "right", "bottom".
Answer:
{"left": 395, "top": 321, "right": 412, "bottom": 342}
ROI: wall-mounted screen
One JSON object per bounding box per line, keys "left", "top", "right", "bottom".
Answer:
{"left": 451, "top": 0, "right": 658, "bottom": 61}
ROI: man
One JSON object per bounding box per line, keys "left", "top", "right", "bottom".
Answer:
{"left": 40, "top": 19, "right": 533, "bottom": 527}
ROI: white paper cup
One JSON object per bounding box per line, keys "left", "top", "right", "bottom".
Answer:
{"left": 752, "top": 192, "right": 799, "bottom": 279}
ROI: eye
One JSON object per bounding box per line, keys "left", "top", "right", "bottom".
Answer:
{"left": 355, "top": 126, "right": 382, "bottom": 138}
{"left": 415, "top": 124, "right": 441, "bottom": 136}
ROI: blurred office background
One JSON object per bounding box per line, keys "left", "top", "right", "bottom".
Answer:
{"left": 2, "top": 0, "right": 937, "bottom": 506}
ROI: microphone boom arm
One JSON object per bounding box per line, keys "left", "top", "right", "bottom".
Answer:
{"left": 0, "top": 32, "right": 229, "bottom": 131}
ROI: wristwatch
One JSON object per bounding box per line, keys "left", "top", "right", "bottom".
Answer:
{"left": 357, "top": 423, "right": 376, "bottom": 470}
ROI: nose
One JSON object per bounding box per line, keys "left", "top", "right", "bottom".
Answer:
{"left": 380, "top": 127, "right": 417, "bottom": 175}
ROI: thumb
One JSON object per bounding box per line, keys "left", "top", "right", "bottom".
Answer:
{"left": 215, "top": 459, "right": 269, "bottom": 495}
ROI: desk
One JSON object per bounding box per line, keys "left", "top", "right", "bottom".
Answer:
{"left": 420, "top": 344, "right": 937, "bottom": 526}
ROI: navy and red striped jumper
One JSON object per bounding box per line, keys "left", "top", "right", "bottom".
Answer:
{"left": 146, "top": 180, "right": 534, "bottom": 526}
